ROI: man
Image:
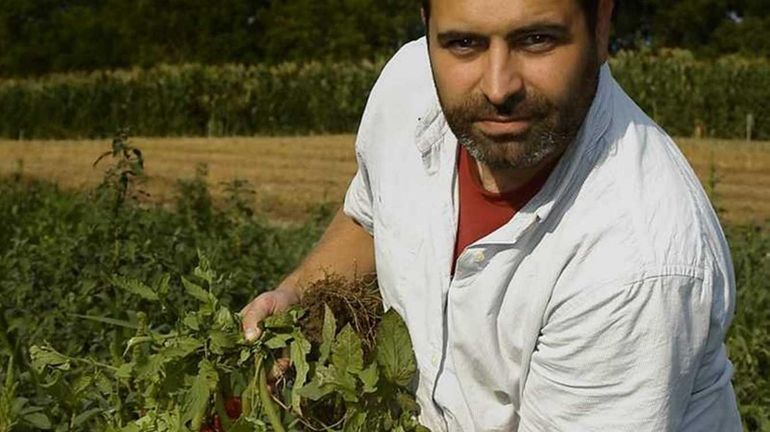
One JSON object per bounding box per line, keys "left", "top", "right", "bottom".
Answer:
{"left": 241, "top": 0, "right": 742, "bottom": 430}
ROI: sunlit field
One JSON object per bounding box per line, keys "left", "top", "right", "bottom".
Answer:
{"left": 1, "top": 136, "right": 768, "bottom": 225}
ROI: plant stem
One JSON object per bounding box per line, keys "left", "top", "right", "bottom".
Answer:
{"left": 215, "top": 389, "right": 233, "bottom": 431}
{"left": 257, "top": 357, "right": 285, "bottom": 432}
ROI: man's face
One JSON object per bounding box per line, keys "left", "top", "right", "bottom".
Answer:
{"left": 427, "top": 0, "right": 601, "bottom": 170}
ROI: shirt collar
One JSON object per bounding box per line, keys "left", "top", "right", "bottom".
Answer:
{"left": 414, "top": 62, "right": 615, "bottom": 238}
{"left": 527, "top": 63, "right": 613, "bottom": 224}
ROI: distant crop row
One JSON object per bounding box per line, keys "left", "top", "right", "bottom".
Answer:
{"left": 0, "top": 50, "right": 768, "bottom": 140}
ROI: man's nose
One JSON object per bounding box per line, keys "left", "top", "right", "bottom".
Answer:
{"left": 479, "top": 42, "right": 522, "bottom": 107}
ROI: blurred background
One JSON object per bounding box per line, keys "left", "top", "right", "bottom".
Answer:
{"left": 0, "top": 0, "right": 768, "bottom": 76}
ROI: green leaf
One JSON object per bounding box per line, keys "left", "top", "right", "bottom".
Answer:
{"left": 299, "top": 364, "right": 359, "bottom": 402}
{"left": 95, "top": 373, "right": 113, "bottom": 394}
{"left": 72, "top": 374, "right": 93, "bottom": 394}
{"left": 73, "top": 407, "right": 102, "bottom": 427}
{"left": 30, "top": 346, "right": 70, "bottom": 372}
{"left": 22, "top": 412, "right": 52, "bottom": 429}
{"left": 112, "top": 276, "right": 159, "bottom": 301}
{"left": 319, "top": 304, "right": 336, "bottom": 364}
{"left": 161, "top": 336, "right": 202, "bottom": 359}
{"left": 156, "top": 273, "right": 171, "bottom": 297}
{"left": 343, "top": 408, "right": 367, "bottom": 432}
{"left": 194, "top": 250, "right": 214, "bottom": 284}
{"left": 12, "top": 397, "right": 28, "bottom": 415}
{"left": 214, "top": 306, "right": 236, "bottom": 329}
{"left": 134, "top": 354, "right": 167, "bottom": 384}
{"left": 237, "top": 348, "right": 253, "bottom": 366}
{"left": 316, "top": 365, "right": 358, "bottom": 403}
{"left": 209, "top": 330, "right": 238, "bottom": 354}
{"left": 115, "top": 362, "right": 134, "bottom": 380}
{"left": 297, "top": 379, "right": 331, "bottom": 401}
{"left": 290, "top": 331, "right": 312, "bottom": 412}
{"left": 182, "top": 313, "right": 200, "bottom": 330}
{"left": 181, "top": 276, "right": 210, "bottom": 303}
{"left": 375, "top": 310, "right": 416, "bottom": 387}
{"left": 262, "top": 312, "right": 294, "bottom": 329}
{"left": 264, "top": 332, "right": 292, "bottom": 349}
{"left": 396, "top": 392, "right": 421, "bottom": 416}
{"left": 183, "top": 359, "right": 219, "bottom": 427}
{"left": 359, "top": 362, "right": 379, "bottom": 394}
{"left": 332, "top": 324, "right": 364, "bottom": 374}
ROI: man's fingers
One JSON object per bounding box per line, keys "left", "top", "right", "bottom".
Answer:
{"left": 241, "top": 296, "right": 275, "bottom": 342}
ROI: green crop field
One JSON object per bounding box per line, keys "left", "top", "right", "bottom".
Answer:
{"left": 0, "top": 135, "right": 768, "bottom": 431}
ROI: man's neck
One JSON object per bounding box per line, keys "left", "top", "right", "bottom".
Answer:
{"left": 474, "top": 149, "right": 565, "bottom": 195}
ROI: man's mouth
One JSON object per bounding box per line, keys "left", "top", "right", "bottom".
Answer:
{"left": 475, "top": 117, "right": 533, "bottom": 136}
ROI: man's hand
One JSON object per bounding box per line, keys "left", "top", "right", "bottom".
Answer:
{"left": 240, "top": 207, "right": 374, "bottom": 338}
{"left": 240, "top": 287, "right": 300, "bottom": 342}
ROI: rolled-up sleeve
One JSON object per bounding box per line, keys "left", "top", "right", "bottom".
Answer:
{"left": 519, "top": 273, "right": 730, "bottom": 431}
{"left": 343, "top": 146, "right": 374, "bottom": 235}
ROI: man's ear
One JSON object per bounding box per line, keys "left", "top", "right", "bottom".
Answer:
{"left": 596, "top": 0, "right": 614, "bottom": 63}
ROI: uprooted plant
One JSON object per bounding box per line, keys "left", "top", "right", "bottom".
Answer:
{"left": 28, "top": 253, "right": 428, "bottom": 432}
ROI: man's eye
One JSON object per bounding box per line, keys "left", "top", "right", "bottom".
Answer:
{"left": 447, "top": 38, "right": 482, "bottom": 53}
{"left": 522, "top": 34, "right": 556, "bottom": 50}
{"left": 451, "top": 38, "right": 475, "bottom": 48}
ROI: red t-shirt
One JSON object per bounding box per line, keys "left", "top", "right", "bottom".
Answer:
{"left": 452, "top": 145, "right": 555, "bottom": 274}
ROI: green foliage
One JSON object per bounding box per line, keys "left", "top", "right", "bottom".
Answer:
{"left": 0, "top": 61, "right": 386, "bottom": 139}
{"left": 1, "top": 54, "right": 769, "bottom": 140}
{"left": 0, "top": 136, "right": 768, "bottom": 430}
{"left": 0, "top": 137, "right": 427, "bottom": 431}
{"left": 611, "top": 50, "right": 770, "bottom": 140}
{"left": 11, "top": 255, "right": 425, "bottom": 431}
{"left": 2, "top": 0, "right": 770, "bottom": 78}
{"left": 0, "top": 151, "right": 331, "bottom": 431}
{"left": 0, "top": 0, "right": 423, "bottom": 78}
{"left": 725, "top": 225, "right": 770, "bottom": 431}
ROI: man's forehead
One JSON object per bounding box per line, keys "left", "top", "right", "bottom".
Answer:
{"left": 430, "top": 0, "right": 581, "bottom": 31}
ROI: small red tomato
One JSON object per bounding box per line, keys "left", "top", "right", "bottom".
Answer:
{"left": 200, "top": 425, "right": 213, "bottom": 432}
{"left": 225, "top": 396, "right": 242, "bottom": 419}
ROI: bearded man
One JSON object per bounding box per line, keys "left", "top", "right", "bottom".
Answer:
{"left": 241, "top": 0, "right": 742, "bottom": 430}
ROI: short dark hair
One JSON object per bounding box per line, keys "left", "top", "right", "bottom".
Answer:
{"left": 421, "top": 0, "right": 600, "bottom": 33}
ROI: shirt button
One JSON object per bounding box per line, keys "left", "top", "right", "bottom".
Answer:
{"left": 431, "top": 353, "right": 439, "bottom": 367}
{"left": 473, "top": 250, "right": 486, "bottom": 263}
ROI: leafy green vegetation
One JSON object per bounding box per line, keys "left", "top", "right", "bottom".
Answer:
{"left": 0, "top": 138, "right": 768, "bottom": 430}
{"left": 0, "top": 145, "right": 428, "bottom": 430}
{"left": 1, "top": 54, "right": 768, "bottom": 140}
{"left": 1, "top": 0, "right": 768, "bottom": 77}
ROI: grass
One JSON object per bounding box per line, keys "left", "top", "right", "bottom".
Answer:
{"left": 0, "top": 136, "right": 768, "bottom": 225}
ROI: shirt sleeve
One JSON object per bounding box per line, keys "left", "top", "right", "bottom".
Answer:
{"left": 519, "top": 273, "right": 718, "bottom": 432}
{"left": 343, "top": 144, "right": 375, "bottom": 235}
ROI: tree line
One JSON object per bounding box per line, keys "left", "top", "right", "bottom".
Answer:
{"left": 1, "top": 0, "right": 768, "bottom": 78}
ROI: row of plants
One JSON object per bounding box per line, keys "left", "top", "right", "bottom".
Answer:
{"left": 0, "top": 138, "right": 768, "bottom": 430}
{"left": 0, "top": 138, "right": 428, "bottom": 431}
{"left": 0, "top": 50, "right": 768, "bottom": 140}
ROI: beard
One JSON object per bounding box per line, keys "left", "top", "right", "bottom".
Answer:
{"left": 440, "top": 61, "right": 599, "bottom": 170}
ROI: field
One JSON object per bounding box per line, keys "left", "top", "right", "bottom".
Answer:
{"left": 1, "top": 136, "right": 769, "bottom": 225}
{"left": 0, "top": 135, "right": 769, "bottom": 431}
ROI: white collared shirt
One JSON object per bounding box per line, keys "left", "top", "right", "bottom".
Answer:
{"left": 344, "top": 38, "right": 742, "bottom": 432}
